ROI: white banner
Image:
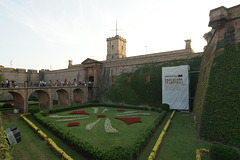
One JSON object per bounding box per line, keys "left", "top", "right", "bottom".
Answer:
{"left": 162, "top": 65, "right": 189, "bottom": 110}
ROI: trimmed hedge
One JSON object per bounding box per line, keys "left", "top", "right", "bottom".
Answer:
{"left": 210, "top": 144, "right": 240, "bottom": 160}
{"left": 160, "top": 103, "right": 170, "bottom": 111}
{"left": 0, "top": 112, "right": 12, "bottom": 160}
{"left": 28, "top": 106, "right": 41, "bottom": 114}
{"left": 33, "top": 103, "right": 166, "bottom": 160}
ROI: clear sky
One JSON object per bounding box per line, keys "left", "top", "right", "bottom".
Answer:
{"left": 0, "top": 0, "right": 239, "bottom": 71}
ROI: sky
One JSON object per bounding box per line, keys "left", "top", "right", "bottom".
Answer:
{"left": 0, "top": 0, "right": 239, "bottom": 71}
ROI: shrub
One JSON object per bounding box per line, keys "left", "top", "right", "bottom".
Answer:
{"left": 160, "top": 103, "right": 170, "bottom": 111}
{"left": 91, "top": 99, "right": 99, "bottom": 103}
{"left": 28, "top": 106, "right": 41, "bottom": 114}
{"left": 210, "top": 144, "right": 240, "bottom": 160}
{"left": 40, "top": 109, "right": 49, "bottom": 116}
{"left": 0, "top": 112, "right": 12, "bottom": 160}
{"left": 2, "top": 103, "right": 13, "bottom": 109}
{"left": 104, "top": 146, "right": 132, "bottom": 160}
{"left": 53, "top": 100, "right": 58, "bottom": 105}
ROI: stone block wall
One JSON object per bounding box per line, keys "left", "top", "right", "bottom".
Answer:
{"left": 43, "top": 68, "right": 84, "bottom": 84}
{"left": 209, "top": 4, "right": 240, "bottom": 45}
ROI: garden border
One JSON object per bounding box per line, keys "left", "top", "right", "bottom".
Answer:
{"left": 20, "top": 113, "right": 73, "bottom": 160}
{"left": 148, "top": 110, "right": 176, "bottom": 160}
{"left": 196, "top": 148, "right": 209, "bottom": 160}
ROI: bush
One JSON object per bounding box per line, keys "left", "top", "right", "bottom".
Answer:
{"left": 210, "top": 144, "right": 240, "bottom": 160}
{"left": 91, "top": 99, "right": 99, "bottom": 103}
{"left": 160, "top": 103, "right": 170, "bottom": 111}
{"left": 1, "top": 103, "right": 13, "bottom": 109}
{"left": 104, "top": 146, "right": 132, "bottom": 160}
{"left": 28, "top": 106, "right": 41, "bottom": 114}
{"left": 0, "top": 112, "right": 12, "bottom": 160}
{"left": 53, "top": 100, "right": 58, "bottom": 105}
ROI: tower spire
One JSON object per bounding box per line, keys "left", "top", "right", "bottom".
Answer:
{"left": 116, "top": 20, "right": 118, "bottom": 35}
{"left": 111, "top": 20, "right": 122, "bottom": 36}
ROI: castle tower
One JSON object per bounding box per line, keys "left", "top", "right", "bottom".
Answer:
{"left": 185, "top": 39, "right": 191, "bottom": 50}
{"left": 106, "top": 35, "right": 126, "bottom": 60}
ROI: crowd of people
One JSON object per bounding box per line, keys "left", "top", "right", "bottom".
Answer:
{"left": 36, "top": 80, "right": 93, "bottom": 87}
{"left": 1, "top": 79, "right": 18, "bottom": 88}
{"left": 0, "top": 79, "right": 93, "bottom": 88}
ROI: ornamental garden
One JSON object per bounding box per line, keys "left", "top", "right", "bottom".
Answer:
{"left": 32, "top": 104, "right": 166, "bottom": 160}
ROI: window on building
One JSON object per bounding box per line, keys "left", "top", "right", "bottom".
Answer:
{"left": 127, "top": 75, "right": 131, "bottom": 83}
{"left": 112, "top": 45, "right": 114, "bottom": 50}
{"left": 112, "top": 76, "right": 115, "bottom": 82}
{"left": 146, "top": 74, "right": 150, "bottom": 82}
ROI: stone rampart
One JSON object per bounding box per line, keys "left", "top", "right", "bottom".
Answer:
{"left": 209, "top": 4, "right": 240, "bottom": 45}
{"left": 43, "top": 68, "right": 84, "bottom": 83}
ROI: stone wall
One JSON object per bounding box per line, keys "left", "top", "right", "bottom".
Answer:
{"left": 209, "top": 4, "right": 240, "bottom": 45}
{"left": 99, "top": 48, "right": 202, "bottom": 92}
{"left": 0, "top": 68, "right": 38, "bottom": 87}
{"left": 0, "top": 40, "right": 202, "bottom": 102}
{"left": 43, "top": 68, "right": 84, "bottom": 84}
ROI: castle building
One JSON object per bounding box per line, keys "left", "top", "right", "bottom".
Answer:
{"left": 0, "top": 34, "right": 202, "bottom": 101}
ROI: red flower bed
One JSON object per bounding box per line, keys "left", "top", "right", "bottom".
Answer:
{"left": 117, "top": 109, "right": 125, "bottom": 112}
{"left": 69, "top": 110, "right": 90, "bottom": 115}
{"left": 115, "top": 117, "right": 142, "bottom": 125}
{"left": 67, "top": 122, "right": 79, "bottom": 127}
{"left": 4, "top": 101, "right": 14, "bottom": 103}
{"left": 97, "top": 115, "right": 106, "bottom": 118}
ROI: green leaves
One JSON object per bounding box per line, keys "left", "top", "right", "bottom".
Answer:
{"left": 105, "top": 57, "right": 201, "bottom": 107}
{"left": 197, "top": 42, "right": 240, "bottom": 148}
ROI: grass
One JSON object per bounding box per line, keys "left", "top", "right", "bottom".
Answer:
{"left": 27, "top": 116, "right": 86, "bottom": 160}
{"left": 156, "top": 111, "right": 211, "bottom": 160}
{"left": 46, "top": 107, "right": 160, "bottom": 149}
{"left": 1, "top": 108, "right": 213, "bottom": 160}
{"left": 137, "top": 112, "right": 171, "bottom": 160}
{"left": 2, "top": 113, "right": 59, "bottom": 160}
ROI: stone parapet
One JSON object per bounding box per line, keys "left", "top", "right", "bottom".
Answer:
{"left": 16, "top": 68, "right": 26, "bottom": 72}
{"left": 106, "top": 35, "right": 126, "bottom": 43}
{"left": 0, "top": 68, "right": 15, "bottom": 72}
{"left": 103, "top": 49, "right": 201, "bottom": 68}
{"left": 209, "top": 4, "right": 240, "bottom": 29}
{"left": 27, "top": 69, "right": 38, "bottom": 73}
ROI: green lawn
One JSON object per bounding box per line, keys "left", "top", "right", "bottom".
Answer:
{"left": 2, "top": 114, "right": 59, "bottom": 160}
{"left": 2, "top": 109, "right": 213, "bottom": 160}
{"left": 46, "top": 107, "right": 160, "bottom": 150}
{"left": 27, "top": 116, "right": 86, "bottom": 160}
{"left": 137, "top": 112, "right": 171, "bottom": 160}
{"left": 156, "top": 111, "right": 211, "bottom": 160}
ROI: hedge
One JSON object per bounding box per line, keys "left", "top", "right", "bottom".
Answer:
{"left": 210, "top": 144, "right": 240, "bottom": 160}
{"left": 33, "top": 103, "right": 167, "bottom": 160}
{"left": 0, "top": 112, "right": 12, "bottom": 160}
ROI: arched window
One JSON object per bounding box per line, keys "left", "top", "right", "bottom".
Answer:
{"left": 146, "top": 74, "right": 150, "bottom": 82}
{"left": 89, "top": 76, "right": 94, "bottom": 82}
{"left": 127, "top": 75, "right": 131, "bottom": 83}
{"left": 112, "top": 76, "right": 115, "bottom": 82}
